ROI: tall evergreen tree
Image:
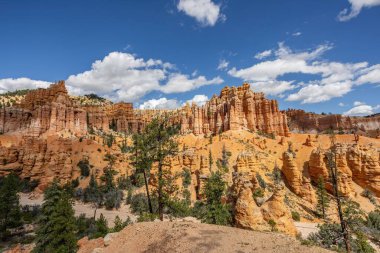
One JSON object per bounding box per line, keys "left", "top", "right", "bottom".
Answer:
{"left": 0, "top": 173, "right": 22, "bottom": 240}
{"left": 209, "top": 150, "right": 213, "bottom": 170}
{"left": 202, "top": 172, "right": 232, "bottom": 225}
{"left": 144, "top": 116, "right": 179, "bottom": 221}
{"left": 316, "top": 176, "right": 330, "bottom": 220}
{"left": 33, "top": 180, "right": 77, "bottom": 253}
{"left": 131, "top": 133, "right": 154, "bottom": 214}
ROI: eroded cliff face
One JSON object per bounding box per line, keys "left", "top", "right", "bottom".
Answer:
{"left": 286, "top": 109, "right": 380, "bottom": 136}
{"left": 0, "top": 81, "right": 87, "bottom": 137}
{"left": 308, "top": 144, "right": 380, "bottom": 197}
{"left": 179, "top": 83, "right": 289, "bottom": 136}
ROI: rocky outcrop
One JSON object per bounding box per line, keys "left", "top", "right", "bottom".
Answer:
{"left": 0, "top": 136, "right": 80, "bottom": 190}
{"left": 0, "top": 81, "right": 87, "bottom": 137}
{"left": 308, "top": 144, "right": 380, "bottom": 197}
{"left": 180, "top": 83, "right": 290, "bottom": 136}
{"left": 282, "top": 151, "right": 316, "bottom": 204}
{"left": 286, "top": 109, "right": 380, "bottom": 136}
{"left": 346, "top": 145, "right": 380, "bottom": 196}
{"left": 260, "top": 185, "right": 298, "bottom": 235}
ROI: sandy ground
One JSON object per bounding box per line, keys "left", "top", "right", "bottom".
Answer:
{"left": 78, "top": 222, "right": 332, "bottom": 253}
{"left": 19, "top": 193, "right": 137, "bottom": 225}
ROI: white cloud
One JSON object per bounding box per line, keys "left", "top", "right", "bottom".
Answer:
{"left": 353, "top": 101, "right": 365, "bottom": 106}
{"left": 228, "top": 42, "right": 380, "bottom": 103}
{"left": 177, "top": 0, "right": 224, "bottom": 26}
{"left": 139, "top": 98, "right": 180, "bottom": 110}
{"left": 0, "top": 78, "right": 50, "bottom": 94}
{"left": 338, "top": 0, "right": 380, "bottom": 21}
{"left": 292, "top": 32, "right": 302, "bottom": 37}
{"left": 217, "top": 59, "right": 229, "bottom": 70}
{"left": 250, "top": 80, "right": 296, "bottom": 96}
{"left": 254, "top": 50, "right": 272, "bottom": 60}
{"left": 184, "top": 94, "right": 209, "bottom": 106}
{"left": 339, "top": 102, "right": 346, "bottom": 107}
{"left": 64, "top": 51, "right": 222, "bottom": 102}
{"left": 160, "top": 73, "right": 223, "bottom": 93}
{"left": 356, "top": 64, "right": 380, "bottom": 85}
{"left": 66, "top": 52, "right": 171, "bottom": 102}
{"left": 343, "top": 103, "right": 380, "bottom": 116}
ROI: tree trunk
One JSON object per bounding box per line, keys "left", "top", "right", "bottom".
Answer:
{"left": 143, "top": 169, "right": 153, "bottom": 214}
{"left": 158, "top": 160, "right": 163, "bottom": 221}
{"left": 331, "top": 151, "right": 351, "bottom": 253}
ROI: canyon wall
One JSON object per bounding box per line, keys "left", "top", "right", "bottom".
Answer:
{"left": 0, "top": 81, "right": 87, "bottom": 137}
{"left": 286, "top": 109, "right": 380, "bottom": 136}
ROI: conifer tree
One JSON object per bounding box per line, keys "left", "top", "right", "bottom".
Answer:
{"left": 0, "top": 173, "right": 22, "bottom": 240}
{"left": 202, "top": 172, "right": 232, "bottom": 225}
{"left": 144, "top": 116, "right": 179, "bottom": 221}
{"left": 93, "top": 213, "right": 108, "bottom": 238}
{"left": 316, "top": 176, "right": 330, "bottom": 219}
{"left": 131, "top": 133, "right": 154, "bottom": 214}
{"left": 33, "top": 180, "right": 77, "bottom": 253}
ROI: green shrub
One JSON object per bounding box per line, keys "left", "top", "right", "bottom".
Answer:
{"left": 137, "top": 212, "right": 158, "bottom": 222}
{"left": 256, "top": 173, "right": 267, "bottom": 189}
{"left": 166, "top": 199, "right": 192, "bottom": 218}
{"left": 78, "top": 159, "right": 91, "bottom": 177}
{"left": 361, "top": 189, "right": 376, "bottom": 205}
{"left": 268, "top": 219, "right": 277, "bottom": 232}
{"left": 182, "top": 168, "right": 191, "bottom": 188}
{"left": 291, "top": 211, "right": 301, "bottom": 221}
{"left": 129, "top": 193, "right": 157, "bottom": 214}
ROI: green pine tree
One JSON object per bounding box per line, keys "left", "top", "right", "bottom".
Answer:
{"left": 92, "top": 213, "right": 108, "bottom": 239}
{"left": 316, "top": 176, "right": 330, "bottom": 220}
{"left": 209, "top": 150, "right": 213, "bottom": 170}
{"left": 33, "top": 180, "right": 77, "bottom": 253}
{"left": 202, "top": 172, "right": 232, "bottom": 225}
{"left": 0, "top": 173, "right": 22, "bottom": 240}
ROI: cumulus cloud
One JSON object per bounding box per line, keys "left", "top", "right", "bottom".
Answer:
{"left": 64, "top": 52, "right": 222, "bottom": 102}
{"left": 0, "top": 78, "right": 50, "bottom": 94}
{"left": 184, "top": 94, "right": 209, "bottom": 106}
{"left": 228, "top": 42, "right": 380, "bottom": 103}
{"left": 0, "top": 52, "right": 223, "bottom": 103}
{"left": 338, "top": 0, "right": 380, "bottom": 21}
{"left": 217, "top": 59, "right": 229, "bottom": 70}
{"left": 177, "top": 0, "right": 224, "bottom": 26}
{"left": 356, "top": 64, "right": 380, "bottom": 85}
{"left": 160, "top": 73, "right": 223, "bottom": 93}
{"left": 66, "top": 52, "right": 171, "bottom": 102}
{"left": 139, "top": 97, "right": 180, "bottom": 110}
{"left": 254, "top": 50, "right": 272, "bottom": 60}
{"left": 343, "top": 102, "right": 380, "bottom": 116}
{"left": 339, "top": 102, "right": 346, "bottom": 107}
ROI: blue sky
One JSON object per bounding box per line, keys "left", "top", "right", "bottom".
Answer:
{"left": 0, "top": 0, "right": 380, "bottom": 115}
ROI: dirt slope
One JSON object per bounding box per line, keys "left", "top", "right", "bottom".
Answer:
{"left": 78, "top": 221, "right": 331, "bottom": 253}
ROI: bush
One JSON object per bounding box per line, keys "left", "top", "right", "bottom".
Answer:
{"left": 129, "top": 193, "right": 155, "bottom": 214}
{"left": 131, "top": 173, "right": 145, "bottom": 188}
{"left": 361, "top": 189, "right": 376, "bottom": 205}
{"left": 256, "top": 173, "right": 267, "bottom": 189}
{"left": 291, "top": 211, "right": 301, "bottom": 221}
{"left": 78, "top": 159, "right": 91, "bottom": 177}
{"left": 268, "top": 219, "right": 277, "bottom": 232}
{"left": 20, "top": 178, "right": 39, "bottom": 193}
{"left": 104, "top": 189, "right": 123, "bottom": 210}
{"left": 367, "top": 210, "right": 380, "bottom": 230}
{"left": 166, "top": 199, "right": 192, "bottom": 218}
{"left": 182, "top": 169, "right": 191, "bottom": 188}
{"left": 307, "top": 223, "right": 345, "bottom": 250}
{"left": 137, "top": 212, "right": 158, "bottom": 222}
